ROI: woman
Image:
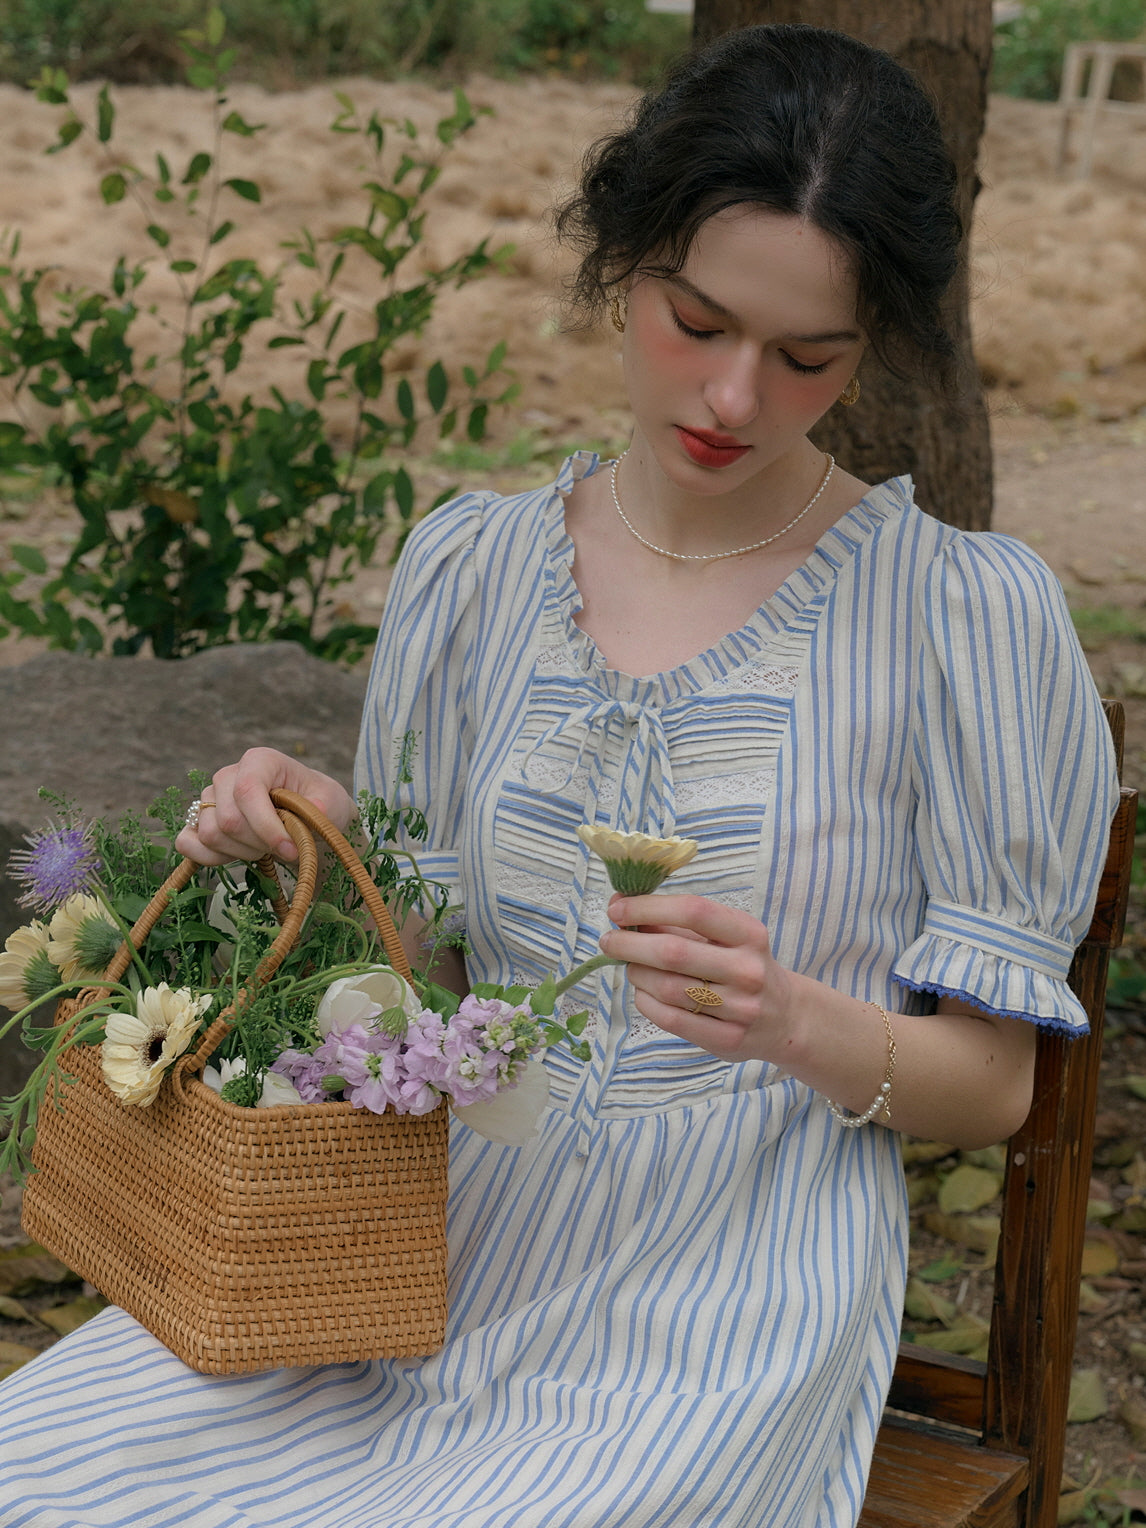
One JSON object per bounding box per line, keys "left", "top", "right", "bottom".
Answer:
{"left": 0, "top": 24, "right": 1117, "bottom": 1528}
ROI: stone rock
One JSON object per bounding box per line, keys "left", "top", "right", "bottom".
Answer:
{"left": 0, "top": 643, "right": 368, "bottom": 1096}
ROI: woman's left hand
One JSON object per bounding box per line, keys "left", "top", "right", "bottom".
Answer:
{"left": 600, "top": 892, "right": 799, "bottom": 1064}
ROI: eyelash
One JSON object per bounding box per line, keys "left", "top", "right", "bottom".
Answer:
{"left": 781, "top": 354, "right": 831, "bottom": 377}
{"left": 670, "top": 308, "right": 718, "bottom": 341}
{"left": 669, "top": 308, "right": 832, "bottom": 376}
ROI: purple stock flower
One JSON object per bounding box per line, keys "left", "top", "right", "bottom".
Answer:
{"left": 270, "top": 1048, "right": 329, "bottom": 1104}
{"left": 10, "top": 820, "right": 102, "bottom": 913}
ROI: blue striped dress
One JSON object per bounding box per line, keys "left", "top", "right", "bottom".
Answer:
{"left": 0, "top": 453, "right": 1118, "bottom": 1528}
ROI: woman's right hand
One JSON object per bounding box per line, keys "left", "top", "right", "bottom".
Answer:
{"left": 174, "top": 747, "right": 356, "bottom": 866}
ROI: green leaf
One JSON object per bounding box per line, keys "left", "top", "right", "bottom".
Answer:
{"left": 903, "top": 1276, "right": 958, "bottom": 1325}
{"left": 10, "top": 545, "right": 47, "bottom": 575}
{"left": 47, "top": 118, "right": 83, "bottom": 154}
{"left": 183, "top": 152, "right": 212, "bottom": 185}
{"left": 915, "top": 1252, "right": 963, "bottom": 1283}
{"left": 208, "top": 220, "right": 235, "bottom": 246}
{"left": 100, "top": 172, "right": 127, "bottom": 205}
{"left": 268, "top": 335, "right": 304, "bottom": 349}
{"left": 369, "top": 187, "right": 406, "bottom": 223}
{"left": 206, "top": 6, "right": 226, "bottom": 46}
{"left": 169, "top": 259, "right": 197, "bottom": 274}
{"left": 306, "top": 359, "right": 327, "bottom": 402}
{"left": 224, "top": 178, "right": 261, "bottom": 204}
{"left": 363, "top": 472, "right": 390, "bottom": 513}
{"left": 393, "top": 467, "right": 414, "bottom": 520}
{"left": 1124, "top": 1076, "right": 1146, "bottom": 1101}
{"left": 396, "top": 378, "right": 415, "bottom": 422}
{"left": 146, "top": 224, "right": 170, "bottom": 249}
{"left": 485, "top": 338, "right": 507, "bottom": 375}
{"left": 426, "top": 361, "right": 448, "bottom": 412}
{"left": 156, "top": 152, "right": 171, "bottom": 185}
{"left": 96, "top": 85, "right": 114, "bottom": 144}
{"left": 529, "top": 976, "right": 557, "bottom": 1017}
{"left": 421, "top": 982, "right": 460, "bottom": 1020}
{"left": 466, "top": 402, "right": 488, "bottom": 442}
{"left": 221, "top": 111, "right": 262, "bottom": 137}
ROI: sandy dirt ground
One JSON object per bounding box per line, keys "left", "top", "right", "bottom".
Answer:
{"left": 0, "top": 73, "right": 1145, "bottom": 1506}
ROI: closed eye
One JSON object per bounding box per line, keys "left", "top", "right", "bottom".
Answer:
{"left": 781, "top": 352, "right": 831, "bottom": 376}
{"left": 670, "top": 307, "right": 720, "bottom": 341}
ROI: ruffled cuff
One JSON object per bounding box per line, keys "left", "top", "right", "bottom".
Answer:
{"left": 892, "top": 899, "right": 1089, "bottom": 1035}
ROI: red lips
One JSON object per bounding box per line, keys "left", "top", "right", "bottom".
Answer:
{"left": 674, "top": 426, "right": 751, "bottom": 469}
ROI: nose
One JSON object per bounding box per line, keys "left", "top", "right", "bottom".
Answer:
{"left": 702, "top": 343, "right": 760, "bottom": 430}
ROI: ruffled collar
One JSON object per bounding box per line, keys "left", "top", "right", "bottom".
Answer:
{"left": 541, "top": 452, "right": 915, "bottom": 697}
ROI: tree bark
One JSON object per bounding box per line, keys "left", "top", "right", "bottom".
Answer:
{"left": 692, "top": 0, "right": 993, "bottom": 530}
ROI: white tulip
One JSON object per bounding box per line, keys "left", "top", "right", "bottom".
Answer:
{"left": 315, "top": 967, "right": 422, "bottom": 1037}
{"left": 451, "top": 1056, "right": 550, "bottom": 1146}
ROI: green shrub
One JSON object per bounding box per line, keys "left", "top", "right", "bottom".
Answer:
{"left": 0, "top": 0, "right": 690, "bottom": 86}
{"left": 0, "top": 10, "right": 517, "bottom": 662}
{"left": 992, "top": 0, "right": 1146, "bottom": 101}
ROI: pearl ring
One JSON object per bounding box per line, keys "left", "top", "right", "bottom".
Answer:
{"left": 184, "top": 798, "right": 217, "bottom": 831}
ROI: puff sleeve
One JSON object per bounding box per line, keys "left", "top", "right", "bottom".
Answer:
{"left": 892, "top": 532, "right": 1119, "bottom": 1032}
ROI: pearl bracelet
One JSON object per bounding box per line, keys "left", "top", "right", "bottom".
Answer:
{"left": 826, "top": 1004, "right": 897, "bottom": 1128}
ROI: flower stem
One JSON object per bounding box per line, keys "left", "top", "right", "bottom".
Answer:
{"left": 94, "top": 887, "right": 155, "bottom": 988}
{"left": 554, "top": 953, "right": 620, "bottom": 997}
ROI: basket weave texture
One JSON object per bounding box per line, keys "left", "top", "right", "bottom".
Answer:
{"left": 21, "top": 790, "right": 450, "bottom": 1374}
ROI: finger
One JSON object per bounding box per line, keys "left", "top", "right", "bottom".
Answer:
{"left": 175, "top": 787, "right": 272, "bottom": 867}
{"left": 628, "top": 985, "right": 749, "bottom": 1057}
{"left": 608, "top": 893, "right": 770, "bottom": 951}
{"left": 602, "top": 927, "right": 728, "bottom": 986}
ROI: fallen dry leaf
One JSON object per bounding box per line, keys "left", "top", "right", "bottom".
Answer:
{"left": 938, "top": 1164, "right": 1003, "bottom": 1216}
{"left": 1067, "top": 1368, "right": 1107, "bottom": 1424}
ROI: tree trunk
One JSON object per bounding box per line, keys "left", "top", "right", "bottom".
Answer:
{"left": 692, "top": 0, "right": 993, "bottom": 530}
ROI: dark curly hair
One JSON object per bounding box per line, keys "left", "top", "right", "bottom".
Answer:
{"left": 555, "top": 24, "right": 962, "bottom": 378}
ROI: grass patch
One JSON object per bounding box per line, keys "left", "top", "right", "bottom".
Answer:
{"left": 1070, "top": 604, "right": 1146, "bottom": 652}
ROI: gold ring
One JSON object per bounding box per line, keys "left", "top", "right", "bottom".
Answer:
{"left": 684, "top": 984, "right": 723, "bottom": 1014}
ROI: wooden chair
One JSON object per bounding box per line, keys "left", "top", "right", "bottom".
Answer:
{"left": 1056, "top": 40, "right": 1146, "bottom": 178}
{"left": 860, "top": 700, "right": 1138, "bottom": 1528}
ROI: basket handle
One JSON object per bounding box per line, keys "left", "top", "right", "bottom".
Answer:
{"left": 80, "top": 792, "right": 414, "bottom": 1078}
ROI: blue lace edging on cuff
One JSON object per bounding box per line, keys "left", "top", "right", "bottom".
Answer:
{"left": 893, "top": 976, "right": 1090, "bottom": 1037}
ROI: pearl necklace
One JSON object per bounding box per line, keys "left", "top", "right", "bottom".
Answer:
{"left": 610, "top": 449, "right": 835, "bottom": 563}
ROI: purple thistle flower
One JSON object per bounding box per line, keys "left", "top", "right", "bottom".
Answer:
{"left": 9, "top": 820, "right": 102, "bottom": 913}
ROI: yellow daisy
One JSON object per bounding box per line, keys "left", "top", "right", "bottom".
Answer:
{"left": 101, "top": 984, "right": 213, "bottom": 1107}
{"left": 47, "top": 894, "right": 122, "bottom": 982}
{"left": 0, "top": 922, "right": 59, "bottom": 1012}
{"left": 576, "top": 825, "right": 699, "bottom": 896}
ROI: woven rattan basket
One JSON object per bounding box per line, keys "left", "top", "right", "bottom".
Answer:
{"left": 21, "top": 790, "right": 450, "bottom": 1375}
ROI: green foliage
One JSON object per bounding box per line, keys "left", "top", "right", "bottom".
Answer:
{"left": 0, "top": 0, "right": 690, "bottom": 86}
{"left": 1069, "top": 603, "right": 1146, "bottom": 651}
{"left": 992, "top": 0, "right": 1146, "bottom": 101}
{"left": 0, "top": 13, "right": 517, "bottom": 661}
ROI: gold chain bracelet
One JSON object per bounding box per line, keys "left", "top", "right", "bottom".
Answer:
{"left": 826, "top": 1003, "right": 896, "bottom": 1128}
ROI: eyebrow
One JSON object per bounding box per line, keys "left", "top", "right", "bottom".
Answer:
{"left": 665, "top": 273, "right": 862, "bottom": 345}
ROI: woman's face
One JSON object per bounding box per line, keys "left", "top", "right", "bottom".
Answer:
{"left": 622, "top": 206, "right": 865, "bottom": 495}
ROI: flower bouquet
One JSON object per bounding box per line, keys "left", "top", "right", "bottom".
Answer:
{"left": 0, "top": 783, "right": 593, "bottom": 1373}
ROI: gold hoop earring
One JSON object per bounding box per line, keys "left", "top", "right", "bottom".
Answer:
{"left": 839, "top": 376, "right": 861, "bottom": 407}
{"left": 608, "top": 295, "right": 626, "bottom": 334}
